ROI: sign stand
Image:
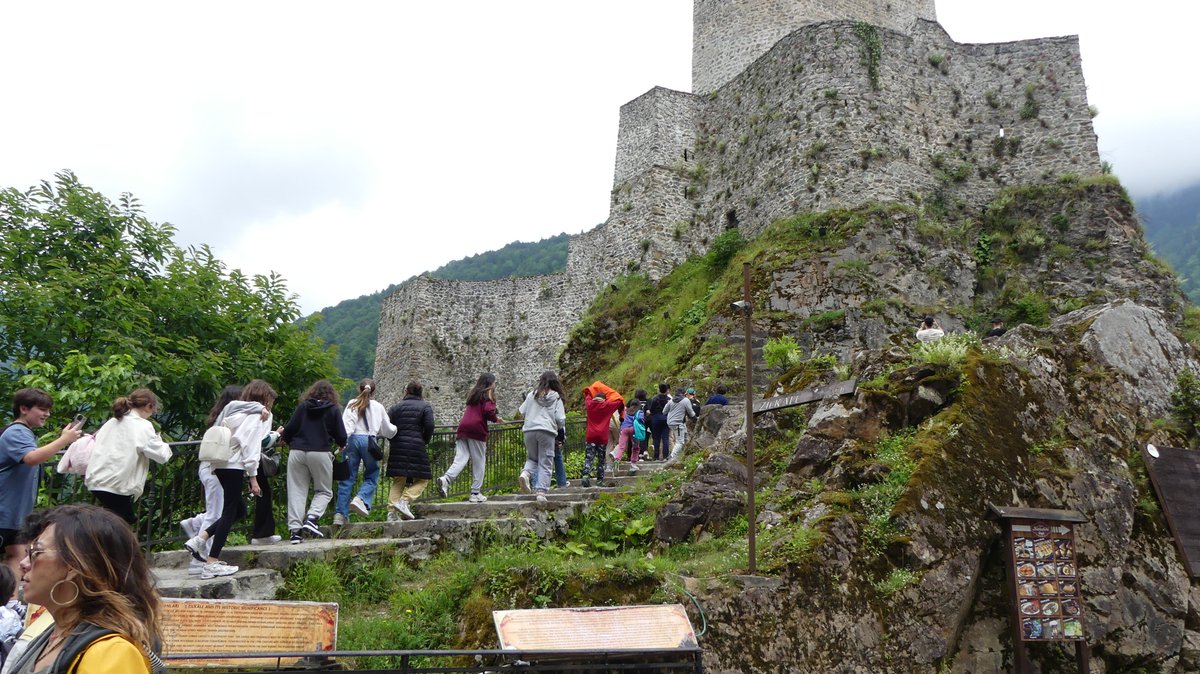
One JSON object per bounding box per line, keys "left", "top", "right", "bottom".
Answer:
{"left": 987, "top": 505, "right": 1090, "bottom": 674}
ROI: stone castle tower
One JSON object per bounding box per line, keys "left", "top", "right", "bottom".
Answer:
{"left": 374, "top": 0, "right": 1099, "bottom": 422}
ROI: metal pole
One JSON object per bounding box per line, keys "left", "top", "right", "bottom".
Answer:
{"left": 742, "top": 261, "right": 756, "bottom": 575}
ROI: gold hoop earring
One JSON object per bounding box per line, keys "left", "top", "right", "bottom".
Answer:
{"left": 50, "top": 579, "right": 80, "bottom": 605}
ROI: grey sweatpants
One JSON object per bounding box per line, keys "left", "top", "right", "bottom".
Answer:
{"left": 287, "top": 450, "right": 333, "bottom": 531}
{"left": 522, "top": 430, "right": 556, "bottom": 494}
{"left": 444, "top": 437, "right": 487, "bottom": 494}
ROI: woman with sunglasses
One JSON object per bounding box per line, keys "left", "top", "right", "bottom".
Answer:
{"left": 7, "top": 504, "right": 161, "bottom": 674}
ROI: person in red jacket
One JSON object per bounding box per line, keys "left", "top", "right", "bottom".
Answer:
{"left": 582, "top": 385, "right": 624, "bottom": 488}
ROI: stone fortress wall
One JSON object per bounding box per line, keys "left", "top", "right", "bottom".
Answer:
{"left": 693, "top": 0, "right": 937, "bottom": 94}
{"left": 374, "top": 0, "right": 1100, "bottom": 422}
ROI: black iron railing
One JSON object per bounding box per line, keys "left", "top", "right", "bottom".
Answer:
{"left": 162, "top": 646, "right": 703, "bottom": 673}
{"left": 40, "top": 420, "right": 587, "bottom": 548}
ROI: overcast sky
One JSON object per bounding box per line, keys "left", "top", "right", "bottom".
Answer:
{"left": 1, "top": 1, "right": 1197, "bottom": 314}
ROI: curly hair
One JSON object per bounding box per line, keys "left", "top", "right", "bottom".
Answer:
{"left": 44, "top": 504, "right": 162, "bottom": 654}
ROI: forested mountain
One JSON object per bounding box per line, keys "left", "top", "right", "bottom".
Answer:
{"left": 308, "top": 233, "right": 570, "bottom": 388}
{"left": 1137, "top": 182, "right": 1200, "bottom": 303}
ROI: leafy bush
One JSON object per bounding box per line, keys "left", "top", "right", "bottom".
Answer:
{"left": 763, "top": 335, "right": 802, "bottom": 369}
{"left": 910, "top": 332, "right": 979, "bottom": 367}
{"left": 873, "top": 568, "right": 920, "bottom": 596}
{"left": 706, "top": 228, "right": 746, "bottom": 271}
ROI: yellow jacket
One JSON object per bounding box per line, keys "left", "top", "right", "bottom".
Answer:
{"left": 67, "top": 634, "right": 150, "bottom": 674}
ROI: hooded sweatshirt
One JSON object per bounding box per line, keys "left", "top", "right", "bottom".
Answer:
{"left": 663, "top": 393, "right": 696, "bottom": 426}
{"left": 584, "top": 394, "right": 624, "bottom": 444}
{"left": 206, "top": 400, "right": 272, "bottom": 477}
{"left": 519, "top": 390, "right": 566, "bottom": 435}
{"left": 281, "top": 399, "right": 347, "bottom": 452}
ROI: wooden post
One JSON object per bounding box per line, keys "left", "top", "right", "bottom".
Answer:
{"left": 742, "top": 261, "right": 756, "bottom": 575}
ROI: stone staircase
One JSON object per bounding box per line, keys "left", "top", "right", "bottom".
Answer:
{"left": 151, "top": 465, "right": 661, "bottom": 600}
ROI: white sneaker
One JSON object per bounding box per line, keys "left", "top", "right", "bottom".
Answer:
{"left": 395, "top": 499, "right": 415, "bottom": 520}
{"left": 536, "top": 493, "right": 547, "bottom": 503}
{"left": 184, "top": 535, "right": 206, "bottom": 562}
{"left": 200, "top": 561, "right": 239, "bottom": 579}
{"left": 518, "top": 471, "right": 532, "bottom": 494}
{"left": 629, "top": 463, "right": 639, "bottom": 474}
{"left": 179, "top": 518, "right": 198, "bottom": 539}
{"left": 350, "top": 495, "right": 370, "bottom": 517}
{"left": 250, "top": 535, "right": 282, "bottom": 545}
{"left": 332, "top": 512, "right": 347, "bottom": 527}
{"left": 468, "top": 493, "right": 488, "bottom": 503}
{"left": 437, "top": 475, "right": 450, "bottom": 497}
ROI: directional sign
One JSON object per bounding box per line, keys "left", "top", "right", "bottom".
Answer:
{"left": 752, "top": 378, "right": 857, "bottom": 414}
{"left": 1142, "top": 444, "right": 1200, "bottom": 578}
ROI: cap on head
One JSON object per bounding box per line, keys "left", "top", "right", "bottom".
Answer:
{"left": 686, "top": 387, "right": 696, "bottom": 394}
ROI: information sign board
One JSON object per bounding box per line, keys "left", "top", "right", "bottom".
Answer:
{"left": 161, "top": 597, "right": 337, "bottom": 667}
{"left": 494, "top": 604, "right": 697, "bottom": 651}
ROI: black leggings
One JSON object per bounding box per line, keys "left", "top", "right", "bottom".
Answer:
{"left": 91, "top": 490, "right": 135, "bottom": 525}
{"left": 252, "top": 470, "right": 276, "bottom": 539}
{"left": 206, "top": 469, "right": 246, "bottom": 559}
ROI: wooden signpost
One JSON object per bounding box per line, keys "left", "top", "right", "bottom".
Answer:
{"left": 987, "top": 505, "right": 1090, "bottom": 674}
{"left": 752, "top": 378, "right": 858, "bottom": 415}
{"left": 1141, "top": 444, "right": 1200, "bottom": 578}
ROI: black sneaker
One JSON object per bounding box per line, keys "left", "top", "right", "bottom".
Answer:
{"left": 290, "top": 530, "right": 302, "bottom": 545}
{"left": 582, "top": 477, "right": 591, "bottom": 488}
{"left": 302, "top": 515, "right": 324, "bottom": 538}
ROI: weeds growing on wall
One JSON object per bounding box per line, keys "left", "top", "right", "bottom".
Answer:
{"left": 854, "top": 22, "right": 882, "bottom": 90}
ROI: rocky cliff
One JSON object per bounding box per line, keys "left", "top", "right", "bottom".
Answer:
{"left": 557, "top": 176, "right": 1199, "bottom": 672}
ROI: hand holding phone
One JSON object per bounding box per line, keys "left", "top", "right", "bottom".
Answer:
{"left": 72, "top": 414, "right": 87, "bottom": 430}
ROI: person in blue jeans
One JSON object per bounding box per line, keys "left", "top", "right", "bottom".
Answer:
{"left": 335, "top": 378, "right": 397, "bottom": 527}
{"left": 647, "top": 383, "right": 671, "bottom": 461}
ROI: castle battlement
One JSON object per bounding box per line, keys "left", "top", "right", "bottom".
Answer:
{"left": 375, "top": 2, "right": 1099, "bottom": 421}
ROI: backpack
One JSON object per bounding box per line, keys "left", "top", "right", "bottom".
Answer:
{"left": 198, "top": 423, "right": 234, "bottom": 462}
{"left": 633, "top": 411, "right": 648, "bottom": 442}
{"left": 56, "top": 433, "right": 96, "bottom": 475}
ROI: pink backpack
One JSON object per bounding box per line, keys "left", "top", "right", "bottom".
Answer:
{"left": 57, "top": 434, "right": 95, "bottom": 476}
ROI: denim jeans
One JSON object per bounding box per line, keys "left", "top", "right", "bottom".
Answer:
{"left": 336, "top": 434, "right": 379, "bottom": 516}
{"left": 534, "top": 446, "right": 568, "bottom": 489}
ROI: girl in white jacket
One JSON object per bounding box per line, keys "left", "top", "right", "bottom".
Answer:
{"left": 184, "top": 380, "right": 276, "bottom": 579}
{"left": 334, "top": 378, "right": 397, "bottom": 526}
{"left": 85, "top": 388, "right": 172, "bottom": 525}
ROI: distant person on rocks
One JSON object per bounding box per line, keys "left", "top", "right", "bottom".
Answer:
{"left": 335, "top": 378, "right": 397, "bottom": 527}
{"left": 705, "top": 385, "right": 730, "bottom": 405}
{"left": 985, "top": 317, "right": 1007, "bottom": 338}
{"left": 610, "top": 400, "right": 642, "bottom": 473}
{"left": 184, "top": 380, "right": 275, "bottom": 578}
{"left": 85, "top": 388, "right": 172, "bottom": 525}
{"left": 582, "top": 388, "right": 623, "bottom": 488}
{"left": 180, "top": 385, "right": 240, "bottom": 577}
{"left": 0, "top": 388, "right": 82, "bottom": 583}
{"left": 385, "top": 381, "right": 434, "bottom": 521}
{"left": 280, "top": 380, "right": 346, "bottom": 544}
{"left": 647, "top": 384, "right": 672, "bottom": 461}
{"left": 517, "top": 371, "right": 567, "bottom": 503}
{"left": 685, "top": 388, "right": 701, "bottom": 416}
{"left": 437, "top": 373, "right": 503, "bottom": 503}
{"left": 915, "top": 316, "right": 945, "bottom": 342}
{"left": 663, "top": 388, "right": 696, "bottom": 461}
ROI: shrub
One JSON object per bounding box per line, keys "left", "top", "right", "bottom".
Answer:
{"left": 706, "top": 228, "right": 745, "bottom": 272}
{"left": 763, "top": 335, "right": 802, "bottom": 369}
{"left": 911, "top": 332, "right": 979, "bottom": 367}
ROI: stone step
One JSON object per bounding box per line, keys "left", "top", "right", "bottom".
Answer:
{"left": 411, "top": 497, "right": 588, "bottom": 521}
{"left": 152, "top": 535, "right": 435, "bottom": 571}
{"left": 334, "top": 516, "right": 574, "bottom": 554}
{"left": 154, "top": 567, "right": 282, "bottom": 601}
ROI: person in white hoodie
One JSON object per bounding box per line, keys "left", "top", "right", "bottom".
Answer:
{"left": 517, "top": 371, "right": 567, "bottom": 503}
{"left": 183, "top": 380, "right": 275, "bottom": 579}
{"left": 84, "top": 388, "right": 172, "bottom": 525}
{"left": 334, "top": 378, "right": 397, "bottom": 526}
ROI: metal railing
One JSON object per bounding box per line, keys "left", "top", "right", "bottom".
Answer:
{"left": 162, "top": 646, "right": 703, "bottom": 673}
{"left": 40, "top": 420, "right": 587, "bottom": 548}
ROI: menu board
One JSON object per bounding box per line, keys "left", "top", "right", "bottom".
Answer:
{"left": 1010, "top": 520, "right": 1084, "bottom": 641}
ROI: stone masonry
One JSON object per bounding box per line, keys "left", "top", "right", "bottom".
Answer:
{"left": 374, "top": 1, "right": 1100, "bottom": 422}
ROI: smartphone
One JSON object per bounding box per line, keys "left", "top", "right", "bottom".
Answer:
{"left": 72, "top": 414, "right": 86, "bottom": 429}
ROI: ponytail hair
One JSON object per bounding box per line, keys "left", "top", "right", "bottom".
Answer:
{"left": 349, "top": 378, "right": 376, "bottom": 419}
{"left": 111, "top": 388, "right": 158, "bottom": 420}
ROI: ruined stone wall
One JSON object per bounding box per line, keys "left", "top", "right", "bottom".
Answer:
{"left": 693, "top": 0, "right": 937, "bottom": 93}
{"left": 374, "top": 274, "right": 575, "bottom": 423}
{"left": 613, "top": 87, "right": 703, "bottom": 185}
{"left": 688, "top": 20, "right": 1100, "bottom": 241}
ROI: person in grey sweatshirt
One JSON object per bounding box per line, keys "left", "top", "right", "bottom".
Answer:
{"left": 662, "top": 387, "right": 696, "bottom": 460}
{"left": 517, "top": 371, "right": 567, "bottom": 502}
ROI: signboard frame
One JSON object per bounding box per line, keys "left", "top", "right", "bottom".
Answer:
{"left": 987, "top": 505, "right": 1090, "bottom": 674}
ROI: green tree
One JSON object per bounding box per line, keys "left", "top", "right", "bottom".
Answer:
{"left": 0, "top": 171, "right": 345, "bottom": 436}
